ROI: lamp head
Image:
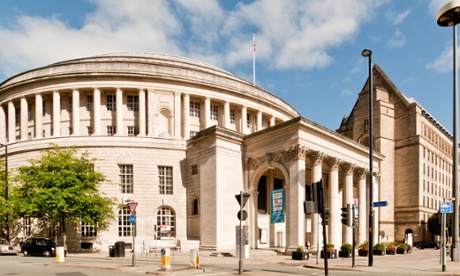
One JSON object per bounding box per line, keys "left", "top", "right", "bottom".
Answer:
{"left": 361, "top": 49, "right": 372, "bottom": 57}
{"left": 437, "top": 0, "right": 460, "bottom": 27}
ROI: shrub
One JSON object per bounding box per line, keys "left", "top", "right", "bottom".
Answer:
{"left": 373, "top": 242, "right": 385, "bottom": 251}
{"left": 297, "top": 245, "right": 304, "bottom": 252}
{"left": 340, "top": 243, "right": 352, "bottom": 251}
{"left": 359, "top": 241, "right": 369, "bottom": 251}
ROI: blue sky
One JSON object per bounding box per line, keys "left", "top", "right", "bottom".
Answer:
{"left": 0, "top": 0, "right": 456, "bottom": 132}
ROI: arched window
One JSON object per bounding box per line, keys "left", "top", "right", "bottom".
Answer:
{"left": 156, "top": 207, "right": 175, "bottom": 239}
{"left": 192, "top": 198, "right": 199, "bottom": 215}
{"left": 118, "top": 207, "right": 135, "bottom": 237}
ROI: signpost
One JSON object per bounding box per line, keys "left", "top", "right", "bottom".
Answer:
{"left": 373, "top": 201, "right": 388, "bottom": 208}
{"left": 126, "top": 201, "right": 138, "bottom": 267}
{"left": 440, "top": 202, "right": 453, "bottom": 272}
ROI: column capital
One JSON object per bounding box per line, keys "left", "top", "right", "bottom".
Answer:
{"left": 308, "top": 150, "right": 324, "bottom": 165}
{"left": 341, "top": 162, "right": 356, "bottom": 175}
{"left": 325, "top": 156, "right": 341, "bottom": 171}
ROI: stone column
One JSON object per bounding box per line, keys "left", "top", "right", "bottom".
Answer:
{"left": 52, "top": 91, "right": 61, "bottom": 137}
{"left": 20, "top": 96, "right": 28, "bottom": 140}
{"left": 93, "top": 88, "right": 101, "bottom": 135}
{"left": 224, "top": 101, "right": 230, "bottom": 129}
{"left": 204, "top": 97, "right": 210, "bottom": 128}
{"left": 35, "top": 93, "right": 43, "bottom": 138}
{"left": 310, "top": 151, "right": 324, "bottom": 251}
{"left": 342, "top": 163, "right": 354, "bottom": 244}
{"left": 286, "top": 146, "right": 307, "bottom": 251}
{"left": 241, "top": 106, "right": 247, "bottom": 134}
{"left": 270, "top": 116, "right": 275, "bottom": 127}
{"left": 147, "top": 89, "right": 155, "bottom": 137}
{"left": 183, "top": 94, "right": 190, "bottom": 139}
{"left": 138, "top": 89, "right": 146, "bottom": 136}
{"left": 358, "top": 169, "right": 367, "bottom": 245}
{"left": 174, "top": 91, "right": 181, "bottom": 139}
{"left": 8, "top": 101, "right": 15, "bottom": 142}
{"left": 0, "top": 105, "right": 6, "bottom": 143}
{"left": 72, "top": 89, "right": 80, "bottom": 135}
{"left": 257, "top": 111, "right": 262, "bottom": 131}
{"left": 115, "top": 88, "right": 123, "bottom": 136}
{"left": 327, "top": 158, "right": 341, "bottom": 251}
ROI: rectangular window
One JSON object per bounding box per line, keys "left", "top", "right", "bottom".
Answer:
{"left": 68, "top": 97, "right": 73, "bottom": 113}
{"left": 246, "top": 114, "right": 251, "bottom": 128}
{"left": 190, "top": 101, "right": 200, "bottom": 117}
{"left": 81, "top": 222, "right": 97, "bottom": 237}
{"left": 118, "top": 207, "right": 135, "bottom": 237}
{"left": 87, "top": 126, "right": 93, "bottom": 135}
{"left": 28, "top": 103, "right": 32, "bottom": 121}
{"left": 119, "top": 165, "right": 133, "bottom": 193}
{"left": 230, "top": 109, "right": 235, "bottom": 124}
{"left": 23, "top": 217, "right": 31, "bottom": 236}
{"left": 210, "top": 105, "right": 218, "bottom": 121}
{"left": 42, "top": 102, "right": 46, "bottom": 116}
{"left": 107, "top": 95, "right": 116, "bottom": 111}
{"left": 128, "top": 126, "right": 139, "bottom": 136}
{"left": 127, "top": 95, "right": 139, "bottom": 111}
{"left": 192, "top": 165, "right": 198, "bottom": 175}
{"left": 86, "top": 95, "right": 93, "bottom": 112}
{"left": 159, "top": 166, "right": 173, "bottom": 194}
{"left": 107, "top": 126, "right": 116, "bottom": 136}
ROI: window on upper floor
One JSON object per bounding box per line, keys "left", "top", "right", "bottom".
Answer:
{"left": 28, "top": 103, "right": 32, "bottom": 121}
{"left": 230, "top": 109, "right": 235, "bottom": 124}
{"left": 107, "top": 95, "right": 116, "bottom": 111}
{"left": 246, "top": 114, "right": 251, "bottom": 128}
{"left": 119, "top": 164, "right": 133, "bottom": 193}
{"left": 42, "top": 102, "right": 46, "bottom": 116}
{"left": 127, "top": 95, "right": 139, "bottom": 112}
{"left": 159, "top": 166, "right": 173, "bottom": 195}
{"left": 87, "top": 95, "right": 93, "bottom": 112}
{"left": 107, "top": 126, "right": 116, "bottom": 136}
{"left": 210, "top": 105, "right": 218, "bottom": 121}
{"left": 68, "top": 97, "right": 73, "bottom": 113}
{"left": 190, "top": 101, "right": 200, "bottom": 117}
{"left": 192, "top": 198, "right": 199, "bottom": 215}
{"left": 128, "top": 126, "right": 139, "bottom": 136}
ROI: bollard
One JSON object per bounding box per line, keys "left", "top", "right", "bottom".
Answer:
{"left": 56, "top": 246, "right": 65, "bottom": 263}
{"left": 161, "top": 248, "right": 171, "bottom": 271}
{"left": 190, "top": 249, "right": 200, "bottom": 268}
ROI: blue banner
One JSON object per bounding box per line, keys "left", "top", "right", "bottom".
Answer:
{"left": 270, "top": 188, "right": 285, "bottom": 223}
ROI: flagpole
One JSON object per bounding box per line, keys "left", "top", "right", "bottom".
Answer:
{"left": 253, "top": 33, "right": 256, "bottom": 86}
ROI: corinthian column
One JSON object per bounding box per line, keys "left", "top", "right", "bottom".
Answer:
{"left": 35, "top": 93, "right": 43, "bottom": 138}
{"left": 52, "top": 91, "right": 61, "bottom": 137}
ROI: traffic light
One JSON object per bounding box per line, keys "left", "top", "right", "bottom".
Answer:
{"left": 321, "top": 208, "right": 330, "bottom": 225}
{"left": 312, "top": 179, "right": 324, "bottom": 214}
{"left": 341, "top": 203, "right": 352, "bottom": 227}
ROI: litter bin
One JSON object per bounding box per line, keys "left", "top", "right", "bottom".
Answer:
{"left": 114, "top": 241, "right": 125, "bottom": 257}
{"left": 109, "top": 245, "right": 115, "bottom": 257}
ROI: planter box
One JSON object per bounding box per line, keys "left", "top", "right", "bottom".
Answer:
{"left": 358, "top": 250, "right": 369, "bottom": 256}
{"left": 292, "top": 251, "right": 307, "bottom": 260}
{"left": 339, "top": 250, "right": 352, "bottom": 258}
{"left": 396, "top": 248, "right": 407, "bottom": 254}
{"left": 386, "top": 249, "right": 396, "bottom": 255}
{"left": 320, "top": 250, "right": 337, "bottom": 259}
{"left": 373, "top": 249, "right": 386, "bottom": 256}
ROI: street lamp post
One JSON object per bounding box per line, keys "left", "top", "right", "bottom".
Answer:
{"left": 361, "top": 48, "right": 374, "bottom": 267}
{"left": 437, "top": 0, "right": 460, "bottom": 262}
{"left": 0, "top": 143, "right": 8, "bottom": 242}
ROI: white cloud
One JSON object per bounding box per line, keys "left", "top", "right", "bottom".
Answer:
{"left": 385, "top": 9, "right": 411, "bottom": 25}
{"left": 427, "top": 41, "right": 453, "bottom": 73}
{"left": 387, "top": 29, "right": 406, "bottom": 49}
{"left": 0, "top": 0, "right": 384, "bottom": 80}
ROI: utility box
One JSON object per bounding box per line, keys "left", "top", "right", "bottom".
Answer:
{"left": 56, "top": 247, "right": 65, "bottom": 263}
{"left": 114, "top": 241, "right": 125, "bottom": 257}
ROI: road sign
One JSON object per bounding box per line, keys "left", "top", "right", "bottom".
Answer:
{"left": 440, "top": 202, "right": 453, "bottom": 213}
{"left": 373, "top": 201, "right": 388, "bottom": 208}
{"left": 127, "top": 202, "right": 138, "bottom": 214}
{"left": 129, "top": 214, "right": 136, "bottom": 224}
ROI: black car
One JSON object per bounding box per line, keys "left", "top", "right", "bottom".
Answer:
{"left": 416, "top": 241, "right": 440, "bottom": 249}
{"left": 21, "top": 238, "right": 65, "bottom": 257}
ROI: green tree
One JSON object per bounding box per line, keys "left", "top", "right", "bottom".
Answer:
{"left": 12, "top": 144, "right": 116, "bottom": 247}
{"left": 427, "top": 213, "right": 452, "bottom": 237}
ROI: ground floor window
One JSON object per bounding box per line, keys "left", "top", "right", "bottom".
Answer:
{"left": 157, "top": 207, "right": 175, "bottom": 239}
{"left": 118, "top": 207, "right": 135, "bottom": 237}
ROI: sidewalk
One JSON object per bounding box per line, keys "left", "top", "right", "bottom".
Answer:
{"left": 53, "top": 248, "right": 460, "bottom": 275}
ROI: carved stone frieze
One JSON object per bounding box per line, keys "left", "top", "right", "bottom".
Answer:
{"left": 244, "top": 144, "right": 308, "bottom": 170}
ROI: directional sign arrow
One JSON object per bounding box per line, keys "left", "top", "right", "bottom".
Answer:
{"left": 373, "top": 201, "right": 388, "bottom": 208}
